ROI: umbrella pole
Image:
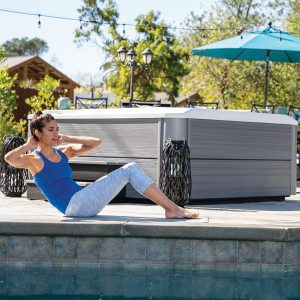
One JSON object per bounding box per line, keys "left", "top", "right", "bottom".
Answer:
{"left": 264, "top": 50, "right": 270, "bottom": 107}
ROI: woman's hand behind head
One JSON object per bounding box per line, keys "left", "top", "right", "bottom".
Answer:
{"left": 25, "top": 136, "right": 39, "bottom": 150}
{"left": 57, "top": 134, "right": 66, "bottom": 145}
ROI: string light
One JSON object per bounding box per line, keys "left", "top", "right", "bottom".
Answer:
{"left": 0, "top": 7, "right": 244, "bottom": 34}
{"left": 38, "top": 14, "right": 41, "bottom": 28}
{"left": 0, "top": 7, "right": 299, "bottom": 36}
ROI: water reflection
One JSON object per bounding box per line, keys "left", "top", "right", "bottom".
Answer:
{"left": 0, "top": 264, "right": 299, "bottom": 299}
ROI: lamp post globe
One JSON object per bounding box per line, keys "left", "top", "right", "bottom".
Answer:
{"left": 142, "top": 48, "right": 153, "bottom": 65}
{"left": 117, "top": 45, "right": 127, "bottom": 63}
{"left": 117, "top": 46, "right": 153, "bottom": 103}
{"left": 126, "top": 49, "right": 137, "bottom": 62}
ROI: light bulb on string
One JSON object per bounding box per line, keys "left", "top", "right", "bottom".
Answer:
{"left": 38, "top": 14, "right": 41, "bottom": 28}
{"left": 1, "top": 7, "right": 300, "bottom": 37}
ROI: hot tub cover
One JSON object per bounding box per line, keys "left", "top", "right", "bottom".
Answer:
{"left": 28, "top": 107, "right": 298, "bottom": 125}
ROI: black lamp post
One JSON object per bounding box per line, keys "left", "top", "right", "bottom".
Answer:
{"left": 117, "top": 46, "right": 153, "bottom": 101}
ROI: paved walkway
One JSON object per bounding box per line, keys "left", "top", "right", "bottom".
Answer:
{"left": 1, "top": 189, "right": 300, "bottom": 228}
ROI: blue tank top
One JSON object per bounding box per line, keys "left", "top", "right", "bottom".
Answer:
{"left": 33, "top": 148, "right": 82, "bottom": 214}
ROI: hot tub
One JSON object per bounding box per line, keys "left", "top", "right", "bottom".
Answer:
{"left": 28, "top": 107, "right": 297, "bottom": 202}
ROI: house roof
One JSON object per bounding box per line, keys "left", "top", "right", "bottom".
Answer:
{"left": 175, "top": 91, "right": 200, "bottom": 104}
{"left": 1, "top": 55, "right": 79, "bottom": 88}
{"left": 3, "top": 56, "right": 34, "bottom": 68}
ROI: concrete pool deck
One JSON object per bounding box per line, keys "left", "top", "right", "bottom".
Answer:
{"left": 1, "top": 188, "right": 300, "bottom": 241}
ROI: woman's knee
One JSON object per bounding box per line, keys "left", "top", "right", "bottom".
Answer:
{"left": 124, "top": 162, "right": 140, "bottom": 170}
{"left": 123, "top": 162, "right": 143, "bottom": 178}
{"left": 125, "top": 162, "right": 138, "bottom": 167}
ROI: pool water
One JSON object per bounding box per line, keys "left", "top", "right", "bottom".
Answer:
{"left": 0, "top": 264, "right": 299, "bottom": 299}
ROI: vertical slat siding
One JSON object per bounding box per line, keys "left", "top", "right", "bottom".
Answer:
{"left": 189, "top": 119, "right": 293, "bottom": 200}
{"left": 290, "top": 126, "right": 297, "bottom": 195}
{"left": 56, "top": 118, "right": 159, "bottom": 158}
{"left": 190, "top": 160, "right": 290, "bottom": 199}
{"left": 55, "top": 118, "right": 160, "bottom": 199}
{"left": 190, "top": 119, "right": 291, "bottom": 160}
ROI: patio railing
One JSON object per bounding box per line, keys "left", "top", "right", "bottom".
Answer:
{"left": 187, "top": 100, "right": 219, "bottom": 109}
{"left": 120, "top": 99, "right": 162, "bottom": 108}
{"left": 75, "top": 96, "right": 108, "bottom": 109}
{"left": 251, "top": 103, "right": 276, "bottom": 114}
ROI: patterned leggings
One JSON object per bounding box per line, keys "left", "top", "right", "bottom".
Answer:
{"left": 65, "top": 162, "right": 154, "bottom": 217}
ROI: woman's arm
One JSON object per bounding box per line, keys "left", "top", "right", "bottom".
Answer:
{"left": 4, "top": 136, "right": 38, "bottom": 169}
{"left": 58, "top": 134, "right": 102, "bottom": 158}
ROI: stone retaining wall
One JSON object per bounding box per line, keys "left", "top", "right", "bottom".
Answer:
{"left": 0, "top": 235, "right": 300, "bottom": 272}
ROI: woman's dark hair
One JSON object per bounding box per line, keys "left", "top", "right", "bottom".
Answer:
{"left": 30, "top": 111, "right": 55, "bottom": 141}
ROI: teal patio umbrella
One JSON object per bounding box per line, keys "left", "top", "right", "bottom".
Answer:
{"left": 192, "top": 23, "right": 300, "bottom": 106}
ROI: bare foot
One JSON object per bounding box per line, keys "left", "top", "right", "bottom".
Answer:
{"left": 165, "top": 206, "right": 199, "bottom": 219}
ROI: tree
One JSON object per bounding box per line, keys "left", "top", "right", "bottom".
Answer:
{"left": 178, "top": 0, "right": 300, "bottom": 109}
{"left": 2, "top": 37, "right": 48, "bottom": 57}
{"left": 75, "top": 1, "right": 189, "bottom": 104}
{"left": 279, "top": 1, "right": 300, "bottom": 106}
{"left": 108, "top": 11, "right": 190, "bottom": 103}
{"left": 0, "top": 47, "right": 26, "bottom": 149}
{"left": 287, "top": 0, "right": 300, "bottom": 32}
{"left": 179, "top": 0, "right": 269, "bottom": 109}
{"left": 75, "top": 0, "right": 119, "bottom": 48}
{"left": 25, "top": 75, "right": 61, "bottom": 113}
{"left": 255, "top": 0, "right": 300, "bottom": 109}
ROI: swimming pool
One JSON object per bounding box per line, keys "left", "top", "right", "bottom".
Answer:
{"left": 0, "top": 264, "right": 299, "bottom": 299}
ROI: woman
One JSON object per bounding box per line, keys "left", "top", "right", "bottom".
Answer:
{"left": 4, "top": 111, "right": 199, "bottom": 219}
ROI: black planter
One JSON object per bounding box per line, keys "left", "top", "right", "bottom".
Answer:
{"left": 0, "top": 135, "right": 29, "bottom": 197}
{"left": 159, "top": 139, "right": 192, "bottom": 207}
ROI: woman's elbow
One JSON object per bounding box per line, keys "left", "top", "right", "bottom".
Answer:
{"left": 4, "top": 153, "right": 18, "bottom": 168}
{"left": 4, "top": 153, "right": 12, "bottom": 164}
{"left": 91, "top": 138, "right": 102, "bottom": 149}
{"left": 94, "top": 138, "right": 102, "bottom": 148}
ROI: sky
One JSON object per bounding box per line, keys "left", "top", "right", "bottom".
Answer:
{"left": 0, "top": 0, "right": 214, "bottom": 84}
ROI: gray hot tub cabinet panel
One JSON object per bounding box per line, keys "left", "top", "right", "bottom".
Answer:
{"left": 56, "top": 118, "right": 161, "bottom": 199}
{"left": 57, "top": 118, "right": 160, "bottom": 158}
{"left": 189, "top": 119, "right": 291, "bottom": 160}
{"left": 188, "top": 119, "right": 294, "bottom": 199}
{"left": 190, "top": 160, "right": 291, "bottom": 199}
{"left": 66, "top": 156, "right": 158, "bottom": 199}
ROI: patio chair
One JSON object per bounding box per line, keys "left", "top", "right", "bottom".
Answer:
{"left": 187, "top": 100, "right": 219, "bottom": 109}
{"left": 75, "top": 96, "right": 108, "bottom": 109}
{"left": 120, "top": 99, "right": 161, "bottom": 108}
{"left": 251, "top": 102, "right": 275, "bottom": 114}
{"left": 288, "top": 106, "right": 300, "bottom": 122}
